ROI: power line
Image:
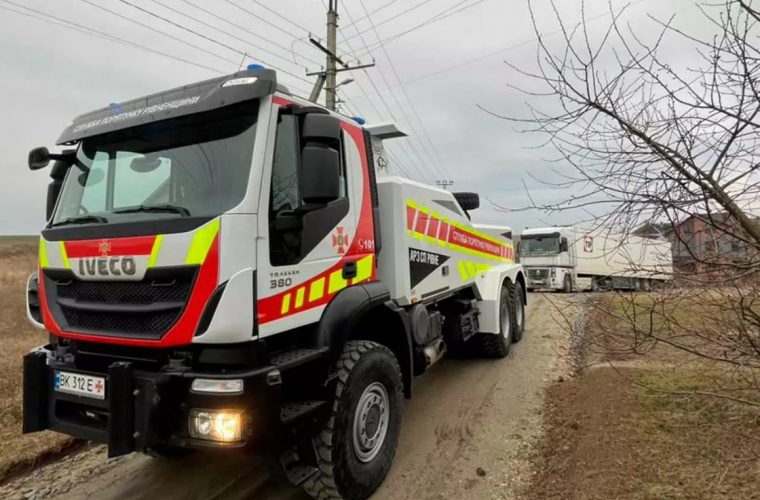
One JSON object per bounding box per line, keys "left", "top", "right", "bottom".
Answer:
{"left": 338, "top": 2, "right": 434, "bottom": 181}
{"left": 343, "top": 0, "right": 438, "bottom": 43}
{"left": 77, "top": 0, "right": 238, "bottom": 67}
{"left": 342, "top": 0, "right": 404, "bottom": 31}
{"left": 353, "top": 0, "right": 647, "bottom": 98}
{"left": 356, "top": 0, "right": 488, "bottom": 57}
{"left": 246, "top": 0, "right": 313, "bottom": 35}
{"left": 116, "top": 0, "right": 312, "bottom": 92}
{"left": 0, "top": 0, "right": 225, "bottom": 74}
{"left": 355, "top": 0, "right": 451, "bottom": 181}
{"left": 219, "top": 0, "right": 319, "bottom": 65}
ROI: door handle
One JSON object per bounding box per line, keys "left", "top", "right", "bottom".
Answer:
{"left": 342, "top": 260, "right": 357, "bottom": 280}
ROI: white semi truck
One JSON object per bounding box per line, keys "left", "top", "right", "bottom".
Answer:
{"left": 519, "top": 226, "right": 672, "bottom": 292}
{"left": 22, "top": 67, "right": 526, "bottom": 499}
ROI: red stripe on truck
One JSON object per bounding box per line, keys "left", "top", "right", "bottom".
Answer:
{"left": 448, "top": 226, "right": 505, "bottom": 258}
{"left": 64, "top": 235, "right": 156, "bottom": 258}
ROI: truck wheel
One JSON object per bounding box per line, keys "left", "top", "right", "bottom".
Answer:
{"left": 303, "top": 341, "right": 403, "bottom": 500}
{"left": 512, "top": 282, "right": 525, "bottom": 343}
{"left": 563, "top": 274, "right": 572, "bottom": 293}
{"left": 475, "top": 284, "right": 513, "bottom": 358}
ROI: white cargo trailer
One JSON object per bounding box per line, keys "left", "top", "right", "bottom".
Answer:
{"left": 518, "top": 226, "right": 672, "bottom": 291}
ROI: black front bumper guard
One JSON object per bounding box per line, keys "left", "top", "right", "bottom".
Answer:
{"left": 22, "top": 349, "right": 284, "bottom": 457}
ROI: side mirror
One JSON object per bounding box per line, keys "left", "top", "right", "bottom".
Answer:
{"left": 301, "top": 145, "right": 340, "bottom": 204}
{"left": 301, "top": 113, "right": 341, "bottom": 144}
{"left": 29, "top": 147, "right": 51, "bottom": 170}
{"left": 300, "top": 112, "right": 342, "bottom": 205}
{"left": 560, "top": 237, "right": 569, "bottom": 253}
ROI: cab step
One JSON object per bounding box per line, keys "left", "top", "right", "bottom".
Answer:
{"left": 269, "top": 347, "right": 329, "bottom": 370}
{"left": 280, "top": 400, "right": 326, "bottom": 425}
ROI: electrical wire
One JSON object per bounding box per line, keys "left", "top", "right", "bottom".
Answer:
{"left": 351, "top": 0, "right": 451, "bottom": 181}
{"left": 356, "top": 0, "right": 488, "bottom": 57}
{"left": 0, "top": 0, "right": 225, "bottom": 74}
{"left": 358, "top": 0, "right": 647, "bottom": 94}
{"left": 133, "top": 0, "right": 314, "bottom": 81}
{"left": 77, "top": 0, "right": 238, "bottom": 67}
{"left": 341, "top": 0, "right": 404, "bottom": 31}
{"left": 337, "top": 16, "right": 432, "bottom": 181}
{"left": 218, "top": 0, "right": 320, "bottom": 65}
{"left": 246, "top": 0, "right": 313, "bottom": 35}
{"left": 357, "top": 0, "right": 453, "bottom": 181}
{"left": 342, "top": 0, "right": 438, "bottom": 43}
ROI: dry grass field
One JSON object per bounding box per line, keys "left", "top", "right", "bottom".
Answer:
{"left": 528, "top": 293, "right": 760, "bottom": 500}
{"left": 0, "top": 236, "right": 72, "bottom": 483}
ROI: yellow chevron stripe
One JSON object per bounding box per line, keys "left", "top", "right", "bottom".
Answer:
{"left": 147, "top": 234, "right": 164, "bottom": 268}
{"left": 281, "top": 293, "right": 291, "bottom": 314}
{"left": 329, "top": 269, "right": 347, "bottom": 294}
{"left": 58, "top": 241, "right": 70, "bottom": 269}
{"left": 38, "top": 237, "right": 48, "bottom": 268}
{"left": 352, "top": 255, "right": 374, "bottom": 284}
{"left": 309, "top": 278, "right": 326, "bottom": 302}
{"left": 295, "top": 287, "right": 305, "bottom": 308}
{"left": 186, "top": 219, "right": 220, "bottom": 265}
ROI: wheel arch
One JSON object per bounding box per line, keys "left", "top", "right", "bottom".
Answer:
{"left": 315, "top": 282, "right": 413, "bottom": 398}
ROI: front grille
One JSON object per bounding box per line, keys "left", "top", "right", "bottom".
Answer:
{"left": 527, "top": 268, "right": 549, "bottom": 279}
{"left": 44, "top": 267, "right": 197, "bottom": 339}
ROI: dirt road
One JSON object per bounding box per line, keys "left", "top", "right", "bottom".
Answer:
{"left": 1, "top": 293, "right": 576, "bottom": 500}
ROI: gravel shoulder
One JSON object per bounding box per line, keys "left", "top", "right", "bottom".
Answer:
{"left": 1, "top": 293, "right": 578, "bottom": 500}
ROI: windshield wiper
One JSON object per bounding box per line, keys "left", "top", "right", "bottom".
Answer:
{"left": 113, "top": 204, "right": 191, "bottom": 217}
{"left": 49, "top": 214, "right": 108, "bottom": 227}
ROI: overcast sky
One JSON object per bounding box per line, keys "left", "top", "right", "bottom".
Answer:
{"left": 0, "top": 0, "right": 697, "bottom": 235}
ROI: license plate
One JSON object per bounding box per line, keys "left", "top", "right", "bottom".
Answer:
{"left": 54, "top": 371, "right": 106, "bottom": 400}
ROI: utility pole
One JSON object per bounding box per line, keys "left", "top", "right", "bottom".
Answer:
{"left": 325, "top": 0, "right": 338, "bottom": 111}
{"left": 307, "top": 1, "right": 375, "bottom": 110}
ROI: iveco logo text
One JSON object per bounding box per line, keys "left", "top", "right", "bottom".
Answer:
{"left": 78, "top": 257, "right": 137, "bottom": 277}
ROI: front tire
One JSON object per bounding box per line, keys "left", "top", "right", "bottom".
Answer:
{"left": 563, "top": 274, "right": 573, "bottom": 293}
{"left": 303, "top": 341, "right": 403, "bottom": 500}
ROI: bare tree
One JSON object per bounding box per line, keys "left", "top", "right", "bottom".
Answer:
{"left": 490, "top": 0, "right": 760, "bottom": 406}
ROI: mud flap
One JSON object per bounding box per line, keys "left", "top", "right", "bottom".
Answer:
{"left": 107, "top": 361, "right": 135, "bottom": 457}
{"left": 22, "top": 350, "right": 49, "bottom": 433}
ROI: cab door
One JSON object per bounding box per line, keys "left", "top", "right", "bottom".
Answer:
{"left": 257, "top": 104, "right": 371, "bottom": 337}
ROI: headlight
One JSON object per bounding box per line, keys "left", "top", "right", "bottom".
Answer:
{"left": 188, "top": 409, "right": 244, "bottom": 443}
{"left": 550, "top": 268, "right": 556, "bottom": 277}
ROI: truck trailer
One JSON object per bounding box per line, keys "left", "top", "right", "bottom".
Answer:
{"left": 22, "top": 67, "right": 526, "bottom": 499}
{"left": 519, "top": 226, "right": 672, "bottom": 292}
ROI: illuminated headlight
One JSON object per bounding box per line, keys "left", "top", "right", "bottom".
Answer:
{"left": 188, "top": 409, "right": 244, "bottom": 443}
{"left": 190, "top": 378, "right": 244, "bottom": 395}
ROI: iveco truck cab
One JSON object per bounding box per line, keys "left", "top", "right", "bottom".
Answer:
{"left": 23, "top": 67, "right": 526, "bottom": 499}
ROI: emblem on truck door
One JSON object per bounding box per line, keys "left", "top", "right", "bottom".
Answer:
{"left": 332, "top": 227, "right": 349, "bottom": 254}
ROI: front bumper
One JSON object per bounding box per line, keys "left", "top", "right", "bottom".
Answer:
{"left": 23, "top": 347, "right": 283, "bottom": 457}
{"left": 525, "top": 272, "right": 560, "bottom": 289}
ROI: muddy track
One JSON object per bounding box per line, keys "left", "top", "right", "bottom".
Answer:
{"left": 1, "top": 294, "right": 577, "bottom": 500}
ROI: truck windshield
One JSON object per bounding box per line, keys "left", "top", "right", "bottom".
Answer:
{"left": 51, "top": 102, "right": 258, "bottom": 227}
{"left": 520, "top": 235, "right": 560, "bottom": 256}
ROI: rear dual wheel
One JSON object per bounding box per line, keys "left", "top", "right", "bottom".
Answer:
{"left": 476, "top": 281, "right": 525, "bottom": 357}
